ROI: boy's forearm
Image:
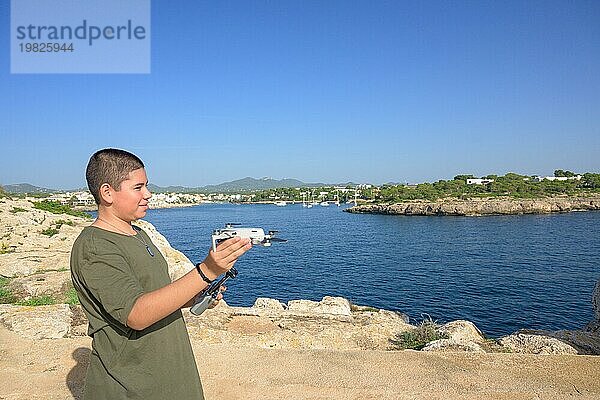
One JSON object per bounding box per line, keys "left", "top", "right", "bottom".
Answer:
{"left": 126, "top": 237, "right": 251, "bottom": 330}
{"left": 127, "top": 267, "right": 208, "bottom": 330}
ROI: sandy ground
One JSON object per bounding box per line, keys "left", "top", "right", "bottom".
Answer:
{"left": 1, "top": 326, "right": 599, "bottom": 400}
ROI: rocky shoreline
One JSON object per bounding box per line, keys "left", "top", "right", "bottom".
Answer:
{"left": 1, "top": 196, "right": 599, "bottom": 356}
{"left": 345, "top": 196, "right": 600, "bottom": 216}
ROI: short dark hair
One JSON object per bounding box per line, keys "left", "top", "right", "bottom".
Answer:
{"left": 86, "top": 148, "right": 145, "bottom": 205}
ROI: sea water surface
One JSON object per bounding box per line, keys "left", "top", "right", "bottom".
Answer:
{"left": 142, "top": 203, "right": 599, "bottom": 337}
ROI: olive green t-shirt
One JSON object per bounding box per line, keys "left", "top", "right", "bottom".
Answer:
{"left": 70, "top": 226, "right": 204, "bottom": 400}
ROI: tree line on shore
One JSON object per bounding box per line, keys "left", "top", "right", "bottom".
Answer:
{"left": 249, "top": 171, "right": 600, "bottom": 203}
{"left": 373, "top": 171, "right": 600, "bottom": 202}
{"left": 2, "top": 170, "right": 599, "bottom": 205}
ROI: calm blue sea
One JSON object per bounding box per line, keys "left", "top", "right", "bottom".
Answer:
{"left": 140, "top": 203, "right": 599, "bottom": 337}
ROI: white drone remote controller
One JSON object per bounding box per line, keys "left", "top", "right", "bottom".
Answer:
{"left": 190, "top": 224, "right": 286, "bottom": 316}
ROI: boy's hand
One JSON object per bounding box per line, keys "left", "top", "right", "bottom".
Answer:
{"left": 208, "top": 285, "right": 227, "bottom": 309}
{"left": 200, "top": 237, "right": 252, "bottom": 280}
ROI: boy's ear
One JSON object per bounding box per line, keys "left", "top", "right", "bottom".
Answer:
{"left": 98, "top": 183, "right": 113, "bottom": 205}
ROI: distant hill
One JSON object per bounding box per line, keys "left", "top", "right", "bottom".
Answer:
{"left": 147, "top": 184, "right": 194, "bottom": 193}
{"left": 200, "top": 177, "right": 362, "bottom": 192}
{"left": 200, "top": 177, "right": 317, "bottom": 192}
{"left": 4, "top": 178, "right": 361, "bottom": 195}
{"left": 148, "top": 177, "right": 323, "bottom": 193}
{"left": 3, "top": 183, "right": 59, "bottom": 194}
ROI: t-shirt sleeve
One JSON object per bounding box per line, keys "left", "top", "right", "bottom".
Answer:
{"left": 79, "top": 238, "right": 145, "bottom": 327}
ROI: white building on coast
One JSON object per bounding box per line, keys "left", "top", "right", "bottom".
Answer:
{"left": 532, "top": 175, "right": 582, "bottom": 182}
{"left": 46, "top": 191, "right": 96, "bottom": 206}
{"left": 466, "top": 178, "right": 494, "bottom": 185}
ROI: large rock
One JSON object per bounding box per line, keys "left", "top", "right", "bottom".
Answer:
{"left": 420, "top": 320, "right": 487, "bottom": 353}
{"left": 516, "top": 329, "right": 600, "bottom": 355}
{"left": 422, "top": 338, "right": 485, "bottom": 353}
{"left": 7, "top": 271, "right": 72, "bottom": 301}
{"left": 439, "top": 320, "right": 486, "bottom": 344}
{"left": 287, "top": 296, "right": 352, "bottom": 316}
{"left": 550, "top": 330, "right": 600, "bottom": 355}
{"left": 0, "top": 304, "right": 72, "bottom": 339}
{"left": 499, "top": 333, "right": 578, "bottom": 355}
{"left": 586, "top": 278, "right": 600, "bottom": 333}
{"left": 253, "top": 297, "right": 286, "bottom": 312}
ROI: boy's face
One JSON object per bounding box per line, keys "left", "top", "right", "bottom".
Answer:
{"left": 111, "top": 167, "right": 152, "bottom": 221}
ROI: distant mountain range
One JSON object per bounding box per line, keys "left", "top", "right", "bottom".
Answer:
{"left": 146, "top": 177, "right": 359, "bottom": 193}
{"left": 194, "top": 177, "right": 333, "bottom": 193}
{"left": 2, "top": 177, "right": 360, "bottom": 194}
{"left": 2, "top": 183, "right": 59, "bottom": 194}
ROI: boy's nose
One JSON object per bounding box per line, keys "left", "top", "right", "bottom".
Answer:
{"left": 143, "top": 187, "right": 152, "bottom": 199}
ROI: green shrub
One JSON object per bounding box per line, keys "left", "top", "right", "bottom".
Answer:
{"left": 0, "top": 277, "right": 16, "bottom": 304}
{"left": 17, "top": 295, "right": 56, "bottom": 306}
{"left": 32, "top": 200, "right": 91, "bottom": 219}
{"left": 41, "top": 227, "right": 60, "bottom": 237}
{"left": 390, "top": 317, "right": 449, "bottom": 350}
{"left": 55, "top": 219, "right": 75, "bottom": 227}
{"left": 10, "top": 207, "right": 27, "bottom": 213}
{"left": 0, "top": 242, "right": 16, "bottom": 254}
{"left": 40, "top": 219, "right": 77, "bottom": 237}
{"left": 65, "top": 287, "right": 80, "bottom": 305}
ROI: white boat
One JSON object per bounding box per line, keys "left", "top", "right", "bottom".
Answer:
{"left": 320, "top": 202, "right": 329, "bottom": 207}
{"left": 301, "top": 193, "right": 308, "bottom": 207}
{"left": 274, "top": 201, "right": 287, "bottom": 206}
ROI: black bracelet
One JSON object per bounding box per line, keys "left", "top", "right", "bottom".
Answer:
{"left": 195, "top": 263, "right": 214, "bottom": 284}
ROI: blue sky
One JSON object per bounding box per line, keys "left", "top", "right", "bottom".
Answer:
{"left": 1, "top": 1, "right": 599, "bottom": 189}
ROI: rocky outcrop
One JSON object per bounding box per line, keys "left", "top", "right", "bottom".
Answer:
{"left": 0, "top": 304, "right": 72, "bottom": 339}
{"left": 2, "top": 292, "right": 598, "bottom": 355}
{"left": 0, "top": 199, "right": 86, "bottom": 277}
{"left": 422, "top": 339, "right": 485, "bottom": 353}
{"left": 499, "top": 333, "right": 578, "bottom": 355}
{"left": 7, "top": 271, "right": 73, "bottom": 301}
{"left": 287, "top": 296, "right": 352, "bottom": 316}
{"left": 421, "top": 320, "right": 487, "bottom": 353}
{"left": 345, "top": 196, "right": 600, "bottom": 216}
{"left": 508, "top": 329, "right": 600, "bottom": 355}
{"left": 0, "top": 198, "right": 194, "bottom": 304}
{"left": 439, "top": 320, "right": 486, "bottom": 343}
{"left": 184, "top": 296, "right": 414, "bottom": 351}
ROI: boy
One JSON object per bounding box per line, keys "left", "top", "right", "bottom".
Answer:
{"left": 70, "top": 148, "right": 251, "bottom": 399}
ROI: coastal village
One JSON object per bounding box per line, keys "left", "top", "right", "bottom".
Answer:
{"left": 39, "top": 185, "right": 369, "bottom": 209}
{"left": 10, "top": 171, "right": 595, "bottom": 212}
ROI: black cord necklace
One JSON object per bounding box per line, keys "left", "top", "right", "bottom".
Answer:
{"left": 97, "top": 218, "right": 155, "bottom": 257}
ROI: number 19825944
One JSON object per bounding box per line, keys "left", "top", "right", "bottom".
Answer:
{"left": 19, "top": 43, "right": 74, "bottom": 52}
